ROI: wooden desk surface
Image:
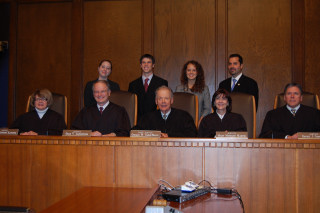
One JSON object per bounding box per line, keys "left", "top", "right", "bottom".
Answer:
{"left": 40, "top": 187, "right": 158, "bottom": 213}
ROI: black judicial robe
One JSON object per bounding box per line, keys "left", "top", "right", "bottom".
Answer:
{"left": 128, "top": 75, "right": 168, "bottom": 120}
{"left": 133, "top": 108, "right": 197, "bottom": 137}
{"left": 259, "top": 104, "right": 320, "bottom": 138}
{"left": 84, "top": 79, "right": 120, "bottom": 107}
{"left": 72, "top": 102, "right": 130, "bottom": 136}
{"left": 198, "top": 112, "right": 247, "bottom": 138}
{"left": 10, "top": 109, "right": 66, "bottom": 135}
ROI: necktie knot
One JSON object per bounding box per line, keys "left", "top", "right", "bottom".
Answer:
{"left": 144, "top": 78, "right": 149, "bottom": 92}
{"left": 163, "top": 114, "right": 167, "bottom": 120}
{"left": 291, "top": 109, "right": 296, "bottom": 116}
{"left": 231, "top": 78, "right": 237, "bottom": 91}
{"left": 99, "top": 107, "right": 103, "bottom": 115}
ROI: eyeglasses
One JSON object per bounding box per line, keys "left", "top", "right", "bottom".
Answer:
{"left": 35, "top": 97, "right": 47, "bottom": 102}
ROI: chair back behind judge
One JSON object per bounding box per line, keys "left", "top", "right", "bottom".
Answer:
{"left": 172, "top": 92, "right": 199, "bottom": 127}
{"left": 26, "top": 92, "right": 67, "bottom": 124}
{"left": 109, "top": 90, "right": 137, "bottom": 127}
{"left": 229, "top": 92, "right": 256, "bottom": 138}
{"left": 274, "top": 92, "right": 320, "bottom": 109}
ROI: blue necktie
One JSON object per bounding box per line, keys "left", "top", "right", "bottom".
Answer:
{"left": 231, "top": 79, "right": 237, "bottom": 91}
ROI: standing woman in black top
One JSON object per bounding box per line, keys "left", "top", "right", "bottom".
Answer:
{"left": 84, "top": 59, "right": 120, "bottom": 107}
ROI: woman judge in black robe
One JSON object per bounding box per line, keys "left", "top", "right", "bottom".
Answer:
{"left": 198, "top": 88, "right": 247, "bottom": 138}
{"left": 10, "top": 89, "right": 66, "bottom": 135}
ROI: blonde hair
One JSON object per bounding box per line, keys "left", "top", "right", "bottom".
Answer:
{"left": 30, "top": 89, "right": 53, "bottom": 107}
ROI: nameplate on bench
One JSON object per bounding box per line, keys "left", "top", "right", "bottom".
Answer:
{"left": 215, "top": 131, "right": 248, "bottom": 139}
{"left": 0, "top": 128, "right": 18, "bottom": 135}
{"left": 297, "top": 132, "right": 320, "bottom": 139}
{"left": 130, "top": 130, "right": 161, "bottom": 138}
{"left": 63, "top": 130, "right": 92, "bottom": 136}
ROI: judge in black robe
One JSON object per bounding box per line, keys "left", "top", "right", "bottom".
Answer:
{"left": 72, "top": 102, "right": 130, "bottom": 136}
{"left": 10, "top": 109, "right": 66, "bottom": 135}
{"left": 10, "top": 88, "right": 66, "bottom": 135}
{"left": 198, "top": 88, "right": 247, "bottom": 138}
{"left": 259, "top": 104, "right": 320, "bottom": 138}
{"left": 133, "top": 108, "right": 197, "bottom": 137}
{"left": 198, "top": 112, "right": 247, "bottom": 138}
{"left": 72, "top": 80, "right": 130, "bottom": 137}
{"left": 260, "top": 83, "right": 320, "bottom": 139}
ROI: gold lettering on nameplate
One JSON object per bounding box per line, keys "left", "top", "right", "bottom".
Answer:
{"left": 0, "top": 128, "right": 19, "bottom": 135}
{"left": 297, "top": 132, "right": 320, "bottom": 139}
{"left": 215, "top": 131, "right": 248, "bottom": 139}
{"left": 63, "top": 130, "right": 92, "bottom": 136}
{"left": 130, "top": 130, "right": 161, "bottom": 138}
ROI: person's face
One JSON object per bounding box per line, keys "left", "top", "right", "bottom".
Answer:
{"left": 228, "top": 57, "right": 243, "bottom": 77}
{"left": 34, "top": 95, "right": 48, "bottom": 110}
{"left": 98, "top": 61, "right": 112, "bottom": 78}
{"left": 186, "top": 63, "right": 197, "bottom": 81}
{"left": 156, "top": 88, "right": 173, "bottom": 114}
{"left": 140, "top": 58, "right": 154, "bottom": 74}
{"left": 284, "top": 86, "right": 303, "bottom": 108}
{"left": 214, "top": 94, "right": 229, "bottom": 111}
{"left": 93, "top": 82, "right": 111, "bottom": 106}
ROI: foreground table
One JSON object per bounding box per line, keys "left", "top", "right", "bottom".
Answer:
{"left": 40, "top": 186, "right": 243, "bottom": 213}
{"left": 1, "top": 135, "right": 319, "bottom": 213}
{"left": 40, "top": 187, "right": 158, "bottom": 213}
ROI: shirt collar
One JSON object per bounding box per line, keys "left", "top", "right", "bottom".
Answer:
{"left": 217, "top": 111, "right": 226, "bottom": 120}
{"left": 35, "top": 107, "right": 49, "bottom": 119}
{"left": 286, "top": 104, "right": 300, "bottom": 112}
{"left": 161, "top": 109, "right": 171, "bottom": 119}
{"left": 142, "top": 74, "right": 153, "bottom": 84}
{"left": 232, "top": 72, "right": 242, "bottom": 82}
{"left": 97, "top": 101, "right": 110, "bottom": 111}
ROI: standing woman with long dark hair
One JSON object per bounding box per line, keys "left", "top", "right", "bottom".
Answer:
{"left": 176, "top": 60, "right": 211, "bottom": 123}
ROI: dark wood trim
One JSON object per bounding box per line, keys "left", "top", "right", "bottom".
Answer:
{"left": 291, "top": 0, "right": 305, "bottom": 88}
{"left": 7, "top": 0, "right": 17, "bottom": 126}
{"left": 70, "top": 0, "right": 84, "bottom": 127}
{"left": 215, "top": 0, "right": 228, "bottom": 90}
{"left": 141, "top": 0, "right": 153, "bottom": 55}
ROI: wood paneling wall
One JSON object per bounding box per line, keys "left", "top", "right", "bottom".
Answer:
{"left": 16, "top": 2, "right": 72, "bottom": 121}
{"left": 154, "top": 0, "right": 216, "bottom": 95}
{"left": 6, "top": 0, "right": 320, "bottom": 133}
{"left": 228, "top": 0, "right": 292, "bottom": 134}
{"left": 83, "top": 0, "right": 142, "bottom": 101}
{"left": 305, "top": 0, "right": 320, "bottom": 95}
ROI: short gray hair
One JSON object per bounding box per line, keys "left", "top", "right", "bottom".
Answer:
{"left": 155, "top": 86, "right": 173, "bottom": 99}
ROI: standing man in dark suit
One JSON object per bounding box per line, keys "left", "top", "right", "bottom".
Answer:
{"left": 259, "top": 83, "right": 320, "bottom": 139}
{"left": 219, "top": 54, "right": 259, "bottom": 110}
{"left": 128, "top": 54, "right": 168, "bottom": 120}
